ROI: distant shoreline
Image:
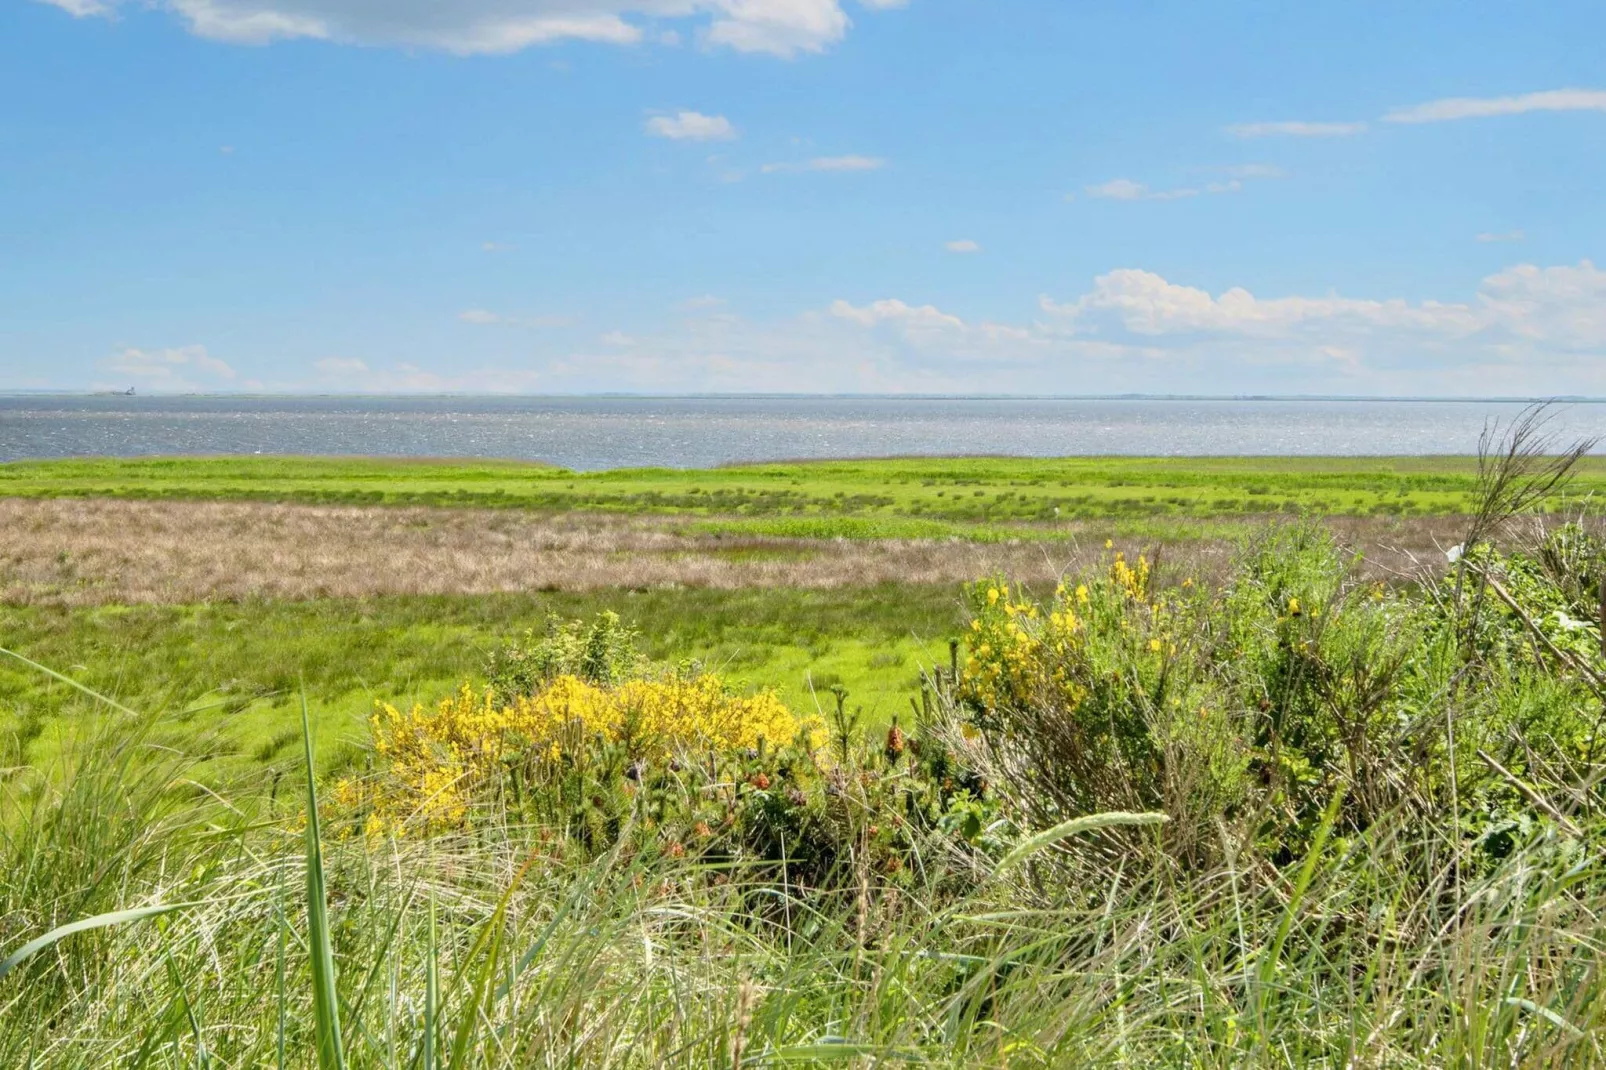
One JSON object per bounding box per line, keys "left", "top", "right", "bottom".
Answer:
{"left": 4, "top": 391, "right": 1606, "bottom": 404}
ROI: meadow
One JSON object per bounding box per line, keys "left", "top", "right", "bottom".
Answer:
{"left": 10, "top": 454, "right": 1606, "bottom": 531}
{"left": 5, "top": 514, "right": 1606, "bottom": 1065}
{"left": 6, "top": 438, "right": 1606, "bottom": 1065}
{"left": 0, "top": 585, "right": 958, "bottom": 787}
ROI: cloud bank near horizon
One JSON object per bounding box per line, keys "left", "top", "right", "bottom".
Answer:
{"left": 110, "top": 260, "right": 1605, "bottom": 397}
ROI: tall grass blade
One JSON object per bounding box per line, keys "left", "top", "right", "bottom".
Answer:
{"left": 301, "top": 693, "right": 348, "bottom": 1070}
{"left": 423, "top": 897, "right": 438, "bottom": 1070}
{"left": 276, "top": 867, "right": 289, "bottom": 1070}
{"left": 0, "top": 903, "right": 194, "bottom": 981}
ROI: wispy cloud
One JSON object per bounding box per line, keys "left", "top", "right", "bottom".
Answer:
{"left": 762, "top": 154, "right": 886, "bottom": 174}
{"left": 645, "top": 110, "right": 737, "bottom": 141}
{"left": 100, "top": 344, "right": 235, "bottom": 391}
{"left": 1085, "top": 177, "right": 1241, "bottom": 202}
{"left": 1384, "top": 88, "right": 1606, "bottom": 124}
{"left": 309, "top": 359, "right": 545, "bottom": 393}
{"left": 1477, "top": 230, "right": 1526, "bottom": 244}
{"left": 458, "top": 309, "right": 571, "bottom": 327}
{"left": 1086, "top": 178, "right": 1188, "bottom": 201}
{"left": 945, "top": 239, "right": 981, "bottom": 254}
{"left": 1225, "top": 120, "right": 1368, "bottom": 139}
{"left": 38, "top": 0, "right": 112, "bottom": 15}
{"left": 33, "top": 0, "right": 889, "bottom": 58}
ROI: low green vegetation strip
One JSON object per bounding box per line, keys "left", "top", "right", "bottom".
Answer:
{"left": 10, "top": 454, "right": 1605, "bottom": 522}
{"left": 0, "top": 584, "right": 961, "bottom": 785}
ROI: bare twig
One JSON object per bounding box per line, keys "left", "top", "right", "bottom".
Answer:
{"left": 1475, "top": 748, "right": 1583, "bottom": 837}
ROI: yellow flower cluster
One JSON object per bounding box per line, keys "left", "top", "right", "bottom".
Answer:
{"left": 963, "top": 581, "right": 1074, "bottom": 711}
{"left": 962, "top": 552, "right": 1174, "bottom": 715}
{"left": 340, "top": 672, "right": 801, "bottom": 835}
{"left": 1111, "top": 551, "right": 1151, "bottom": 601}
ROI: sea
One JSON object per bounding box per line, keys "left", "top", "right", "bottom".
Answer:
{"left": 2, "top": 395, "right": 1603, "bottom": 470}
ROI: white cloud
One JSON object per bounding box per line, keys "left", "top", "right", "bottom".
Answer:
{"left": 1226, "top": 120, "right": 1368, "bottom": 138}
{"left": 1085, "top": 178, "right": 1162, "bottom": 201}
{"left": 1041, "top": 269, "right": 1483, "bottom": 337}
{"left": 830, "top": 298, "right": 964, "bottom": 332}
{"left": 458, "top": 308, "right": 504, "bottom": 324}
{"left": 481, "top": 240, "right": 513, "bottom": 252}
{"left": 1477, "top": 230, "right": 1525, "bottom": 244}
{"left": 1083, "top": 178, "right": 1202, "bottom": 201}
{"left": 645, "top": 110, "right": 737, "bottom": 141}
{"left": 101, "top": 344, "right": 236, "bottom": 391}
{"left": 1476, "top": 261, "right": 1606, "bottom": 348}
{"left": 38, "top": 0, "right": 114, "bottom": 15}
{"left": 703, "top": 0, "right": 848, "bottom": 56}
{"left": 36, "top": 0, "right": 888, "bottom": 57}
{"left": 1084, "top": 165, "right": 1281, "bottom": 203}
{"left": 274, "top": 262, "right": 1606, "bottom": 396}
{"left": 1029, "top": 262, "right": 1606, "bottom": 393}
{"left": 1384, "top": 88, "right": 1606, "bottom": 124}
{"left": 945, "top": 239, "right": 981, "bottom": 253}
{"left": 762, "top": 154, "right": 886, "bottom": 174}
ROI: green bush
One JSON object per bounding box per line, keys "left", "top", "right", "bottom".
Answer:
{"left": 485, "top": 610, "right": 644, "bottom": 699}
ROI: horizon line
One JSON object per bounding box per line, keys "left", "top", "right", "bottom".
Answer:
{"left": 6, "top": 391, "right": 1606, "bottom": 404}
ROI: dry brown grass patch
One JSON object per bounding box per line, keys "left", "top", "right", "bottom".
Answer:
{"left": 0, "top": 498, "right": 1467, "bottom": 606}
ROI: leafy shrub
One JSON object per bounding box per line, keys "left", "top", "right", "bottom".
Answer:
{"left": 485, "top": 610, "right": 643, "bottom": 700}
{"left": 342, "top": 625, "right": 1002, "bottom": 903}
{"left": 956, "top": 546, "right": 1239, "bottom": 860}
{"left": 952, "top": 519, "right": 1606, "bottom": 866}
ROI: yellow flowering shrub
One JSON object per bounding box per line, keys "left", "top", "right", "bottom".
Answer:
{"left": 960, "top": 552, "right": 1165, "bottom": 718}
{"left": 956, "top": 551, "right": 1230, "bottom": 822}
{"left": 341, "top": 671, "right": 804, "bottom": 835}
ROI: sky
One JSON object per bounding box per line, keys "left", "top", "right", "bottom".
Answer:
{"left": 1, "top": 0, "right": 1603, "bottom": 396}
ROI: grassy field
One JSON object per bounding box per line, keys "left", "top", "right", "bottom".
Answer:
{"left": 0, "top": 585, "right": 961, "bottom": 787}
{"left": 0, "top": 453, "right": 1568, "bottom": 795}
{"left": 6, "top": 517, "right": 1606, "bottom": 1065}
{"left": 9, "top": 454, "right": 1606, "bottom": 532}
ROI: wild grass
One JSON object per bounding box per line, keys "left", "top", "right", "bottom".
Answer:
{"left": 0, "top": 497, "right": 1467, "bottom": 607}
{"left": 0, "top": 497, "right": 1137, "bottom": 605}
{"left": 5, "top": 513, "right": 1606, "bottom": 1066}
{"left": 9, "top": 454, "right": 1606, "bottom": 524}
{"left": 0, "top": 585, "right": 964, "bottom": 787}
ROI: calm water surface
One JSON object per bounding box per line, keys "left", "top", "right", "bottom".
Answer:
{"left": 2, "top": 396, "right": 1602, "bottom": 470}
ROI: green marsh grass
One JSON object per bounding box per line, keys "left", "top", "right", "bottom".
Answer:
{"left": 11, "top": 455, "right": 1606, "bottom": 529}
{"left": 0, "top": 586, "right": 962, "bottom": 787}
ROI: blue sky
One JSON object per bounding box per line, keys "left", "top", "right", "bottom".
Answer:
{"left": 1, "top": 0, "right": 1603, "bottom": 395}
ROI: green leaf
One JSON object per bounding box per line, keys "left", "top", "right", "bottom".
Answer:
{"left": 0, "top": 903, "right": 196, "bottom": 981}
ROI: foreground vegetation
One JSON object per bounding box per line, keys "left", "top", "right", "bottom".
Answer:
{"left": 7, "top": 510, "right": 1606, "bottom": 1065}
{"left": 10, "top": 454, "right": 1606, "bottom": 534}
